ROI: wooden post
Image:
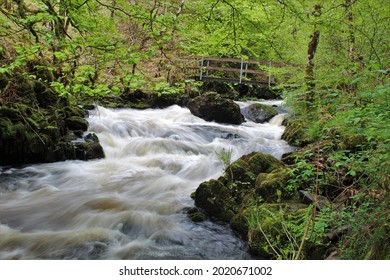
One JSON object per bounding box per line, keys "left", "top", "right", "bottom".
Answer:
{"left": 239, "top": 58, "right": 244, "bottom": 84}
{"left": 199, "top": 56, "right": 204, "bottom": 80}
{"left": 268, "top": 61, "right": 272, "bottom": 87}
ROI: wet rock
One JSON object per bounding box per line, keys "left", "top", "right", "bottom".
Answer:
{"left": 187, "top": 207, "right": 206, "bottom": 222}
{"left": 82, "top": 104, "right": 96, "bottom": 111}
{"left": 187, "top": 92, "right": 245, "bottom": 125}
{"left": 195, "top": 179, "right": 235, "bottom": 222}
{"left": 64, "top": 106, "right": 87, "bottom": 118}
{"left": 151, "top": 92, "right": 185, "bottom": 108}
{"left": 84, "top": 133, "right": 99, "bottom": 142}
{"left": 66, "top": 116, "right": 89, "bottom": 131}
{"left": 74, "top": 142, "right": 105, "bottom": 160}
{"left": 241, "top": 103, "right": 278, "bottom": 123}
{"left": 194, "top": 152, "right": 286, "bottom": 224}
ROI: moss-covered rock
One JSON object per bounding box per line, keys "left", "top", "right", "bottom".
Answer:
{"left": 255, "top": 167, "right": 292, "bottom": 202}
{"left": 63, "top": 106, "right": 87, "bottom": 118}
{"left": 74, "top": 142, "right": 105, "bottom": 160}
{"left": 0, "top": 58, "right": 105, "bottom": 166}
{"left": 187, "top": 92, "right": 245, "bottom": 125}
{"left": 66, "top": 116, "right": 89, "bottom": 131}
{"left": 194, "top": 179, "right": 235, "bottom": 222}
{"left": 0, "top": 72, "right": 9, "bottom": 90}
{"left": 150, "top": 92, "right": 186, "bottom": 108}
{"left": 252, "top": 86, "right": 281, "bottom": 99}
{"left": 187, "top": 207, "right": 207, "bottom": 222}
{"left": 0, "top": 106, "right": 23, "bottom": 120}
{"left": 191, "top": 151, "right": 327, "bottom": 259}
{"left": 194, "top": 152, "right": 287, "bottom": 227}
{"left": 33, "top": 80, "right": 59, "bottom": 108}
{"left": 282, "top": 118, "right": 314, "bottom": 147}
{"left": 241, "top": 103, "right": 278, "bottom": 123}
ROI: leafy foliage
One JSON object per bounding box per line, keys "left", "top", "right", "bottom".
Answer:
{"left": 0, "top": 0, "right": 388, "bottom": 260}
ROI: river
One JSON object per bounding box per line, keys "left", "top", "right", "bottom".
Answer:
{"left": 0, "top": 101, "right": 294, "bottom": 259}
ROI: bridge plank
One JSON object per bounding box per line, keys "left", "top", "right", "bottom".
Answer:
{"left": 183, "top": 56, "right": 292, "bottom": 85}
{"left": 187, "top": 65, "right": 268, "bottom": 75}
{"left": 192, "top": 76, "right": 276, "bottom": 86}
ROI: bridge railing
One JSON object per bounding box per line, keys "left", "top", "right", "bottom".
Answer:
{"left": 183, "top": 56, "right": 289, "bottom": 86}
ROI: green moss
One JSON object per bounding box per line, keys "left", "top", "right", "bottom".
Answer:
{"left": 282, "top": 118, "right": 315, "bottom": 147}
{"left": 194, "top": 179, "right": 235, "bottom": 222}
{"left": 34, "top": 80, "right": 59, "bottom": 108}
{"left": 0, "top": 107, "right": 22, "bottom": 120}
{"left": 66, "top": 116, "right": 89, "bottom": 131}
{"left": 63, "top": 106, "right": 87, "bottom": 118}
{"left": 247, "top": 152, "right": 284, "bottom": 173}
{"left": 225, "top": 152, "right": 283, "bottom": 183}
{"left": 255, "top": 167, "right": 292, "bottom": 202}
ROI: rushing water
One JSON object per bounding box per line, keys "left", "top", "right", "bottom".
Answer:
{"left": 0, "top": 101, "right": 294, "bottom": 260}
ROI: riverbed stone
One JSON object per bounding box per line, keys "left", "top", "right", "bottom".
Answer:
{"left": 187, "top": 92, "right": 244, "bottom": 125}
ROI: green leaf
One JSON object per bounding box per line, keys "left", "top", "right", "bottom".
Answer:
{"left": 0, "top": 67, "right": 11, "bottom": 74}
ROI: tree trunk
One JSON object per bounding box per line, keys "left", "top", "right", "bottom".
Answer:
{"left": 305, "top": 30, "right": 320, "bottom": 87}
{"left": 345, "top": 0, "right": 356, "bottom": 64}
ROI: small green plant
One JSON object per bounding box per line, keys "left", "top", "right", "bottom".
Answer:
{"left": 286, "top": 156, "right": 315, "bottom": 195}
{"left": 216, "top": 148, "right": 233, "bottom": 169}
{"left": 154, "top": 82, "right": 180, "bottom": 96}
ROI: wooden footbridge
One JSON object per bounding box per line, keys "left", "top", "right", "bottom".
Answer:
{"left": 183, "top": 56, "right": 290, "bottom": 86}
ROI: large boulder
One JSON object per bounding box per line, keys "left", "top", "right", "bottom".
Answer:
{"left": 241, "top": 103, "right": 278, "bottom": 123}
{"left": 187, "top": 92, "right": 245, "bottom": 124}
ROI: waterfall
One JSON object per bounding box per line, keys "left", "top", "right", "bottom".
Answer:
{"left": 0, "top": 103, "right": 294, "bottom": 259}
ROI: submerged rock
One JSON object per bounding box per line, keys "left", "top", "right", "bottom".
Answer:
{"left": 187, "top": 92, "right": 245, "bottom": 125}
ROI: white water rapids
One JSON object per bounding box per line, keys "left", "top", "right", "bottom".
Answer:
{"left": 0, "top": 101, "right": 294, "bottom": 259}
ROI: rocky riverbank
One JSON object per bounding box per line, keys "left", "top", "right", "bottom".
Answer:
{"left": 0, "top": 70, "right": 104, "bottom": 166}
